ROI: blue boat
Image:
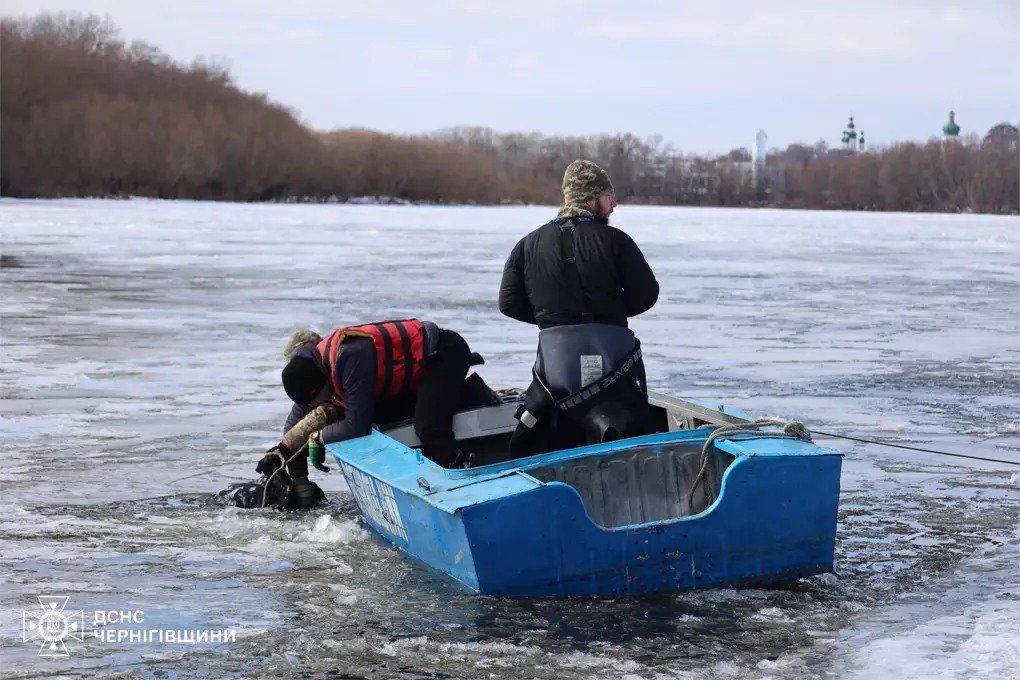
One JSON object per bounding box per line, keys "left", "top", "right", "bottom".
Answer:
{"left": 328, "top": 390, "right": 843, "bottom": 597}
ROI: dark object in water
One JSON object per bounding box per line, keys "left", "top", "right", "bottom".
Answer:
{"left": 216, "top": 481, "right": 266, "bottom": 508}
{"left": 0, "top": 254, "right": 26, "bottom": 269}
{"left": 216, "top": 476, "right": 325, "bottom": 510}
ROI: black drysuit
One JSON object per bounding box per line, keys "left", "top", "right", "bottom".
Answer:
{"left": 498, "top": 216, "right": 659, "bottom": 456}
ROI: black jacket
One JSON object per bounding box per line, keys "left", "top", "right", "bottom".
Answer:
{"left": 499, "top": 217, "right": 658, "bottom": 329}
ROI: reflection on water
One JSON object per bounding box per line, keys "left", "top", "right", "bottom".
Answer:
{"left": 1, "top": 199, "right": 1018, "bottom": 678}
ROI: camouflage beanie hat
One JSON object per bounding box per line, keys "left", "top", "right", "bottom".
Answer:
{"left": 561, "top": 159, "right": 614, "bottom": 207}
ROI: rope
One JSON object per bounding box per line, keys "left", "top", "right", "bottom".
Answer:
{"left": 260, "top": 442, "right": 309, "bottom": 509}
{"left": 166, "top": 471, "right": 251, "bottom": 486}
{"left": 689, "top": 418, "right": 811, "bottom": 512}
{"left": 811, "top": 429, "right": 1020, "bottom": 467}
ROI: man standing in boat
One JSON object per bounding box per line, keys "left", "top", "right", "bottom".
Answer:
{"left": 498, "top": 159, "right": 659, "bottom": 455}
{"left": 253, "top": 319, "right": 478, "bottom": 509}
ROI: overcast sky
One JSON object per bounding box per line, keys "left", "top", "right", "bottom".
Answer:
{"left": 7, "top": 0, "right": 1019, "bottom": 154}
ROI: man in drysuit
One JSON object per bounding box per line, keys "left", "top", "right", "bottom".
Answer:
{"left": 498, "top": 159, "right": 659, "bottom": 456}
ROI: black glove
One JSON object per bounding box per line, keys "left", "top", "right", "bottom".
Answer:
{"left": 255, "top": 443, "right": 292, "bottom": 477}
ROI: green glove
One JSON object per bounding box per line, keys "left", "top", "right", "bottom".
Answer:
{"left": 308, "top": 433, "right": 330, "bottom": 472}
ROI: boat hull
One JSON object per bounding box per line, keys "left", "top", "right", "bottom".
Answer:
{"left": 331, "top": 423, "right": 842, "bottom": 597}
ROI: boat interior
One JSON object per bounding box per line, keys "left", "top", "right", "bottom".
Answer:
{"left": 378, "top": 374, "right": 743, "bottom": 525}
{"left": 525, "top": 441, "right": 734, "bottom": 526}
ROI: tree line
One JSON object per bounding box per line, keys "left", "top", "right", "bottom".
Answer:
{"left": 2, "top": 13, "right": 1017, "bottom": 213}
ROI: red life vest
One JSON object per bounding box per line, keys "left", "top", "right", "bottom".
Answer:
{"left": 315, "top": 319, "right": 427, "bottom": 403}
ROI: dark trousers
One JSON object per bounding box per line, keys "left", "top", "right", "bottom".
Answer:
{"left": 413, "top": 329, "right": 473, "bottom": 467}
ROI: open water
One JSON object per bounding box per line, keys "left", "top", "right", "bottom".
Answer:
{"left": 1, "top": 199, "right": 1018, "bottom": 679}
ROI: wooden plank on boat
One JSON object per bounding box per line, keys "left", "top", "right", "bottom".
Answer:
{"left": 647, "top": 391, "right": 750, "bottom": 426}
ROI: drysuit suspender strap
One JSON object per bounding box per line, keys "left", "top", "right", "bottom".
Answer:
{"left": 558, "top": 220, "right": 595, "bottom": 324}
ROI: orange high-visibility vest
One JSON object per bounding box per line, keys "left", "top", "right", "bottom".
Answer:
{"left": 315, "top": 319, "right": 427, "bottom": 401}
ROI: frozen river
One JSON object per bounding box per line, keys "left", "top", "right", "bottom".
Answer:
{"left": 1, "top": 199, "right": 1018, "bottom": 678}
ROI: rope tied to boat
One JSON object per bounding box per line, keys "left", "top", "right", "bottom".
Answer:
{"left": 689, "top": 418, "right": 811, "bottom": 513}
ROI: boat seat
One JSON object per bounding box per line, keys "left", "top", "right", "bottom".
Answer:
{"left": 380, "top": 379, "right": 522, "bottom": 449}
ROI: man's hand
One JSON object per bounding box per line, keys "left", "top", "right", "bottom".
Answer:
{"left": 255, "top": 443, "right": 292, "bottom": 477}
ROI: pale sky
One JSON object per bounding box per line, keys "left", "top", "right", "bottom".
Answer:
{"left": 6, "top": 0, "right": 1019, "bottom": 154}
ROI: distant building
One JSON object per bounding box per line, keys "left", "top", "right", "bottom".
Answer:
{"left": 942, "top": 110, "right": 961, "bottom": 141}
{"left": 675, "top": 156, "right": 716, "bottom": 198}
{"left": 841, "top": 116, "right": 858, "bottom": 152}
{"left": 752, "top": 130, "right": 767, "bottom": 188}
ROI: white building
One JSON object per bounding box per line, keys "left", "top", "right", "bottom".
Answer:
{"left": 752, "top": 129, "right": 767, "bottom": 188}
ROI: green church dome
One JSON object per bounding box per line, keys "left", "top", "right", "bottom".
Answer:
{"left": 841, "top": 116, "right": 858, "bottom": 145}
{"left": 943, "top": 110, "right": 960, "bottom": 136}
